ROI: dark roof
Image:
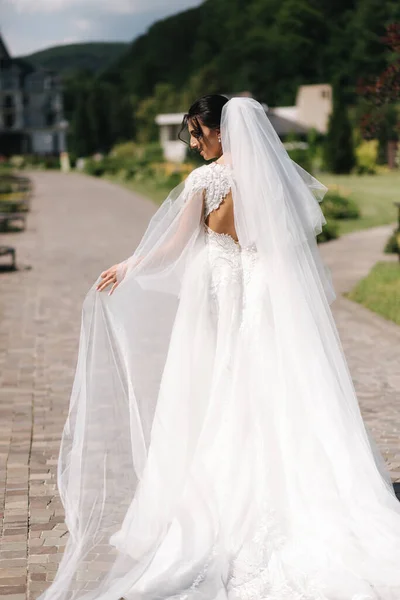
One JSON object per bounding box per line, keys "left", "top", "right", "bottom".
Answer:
{"left": 0, "top": 33, "right": 12, "bottom": 65}
{"left": 13, "top": 58, "right": 35, "bottom": 75}
{"left": 267, "top": 112, "right": 309, "bottom": 135}
{"left": 0, "top": 34, "right": 51, "bottom": 76}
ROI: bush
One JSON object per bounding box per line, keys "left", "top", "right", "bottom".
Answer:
{"left": 10, "top": 155, "right": 25, "bottom": 169}
{"left": 84, "top": 159, "right": 107, "bottom": 177}
{"left": 166, "top": 172, "right": 182, "bottom": 188}
{"left": 384, "top": 228, "right": 400, "bottom": 255}
{"left": 287, "top": 148, "right": 312, "bottom": 172}
{"left": 0, "top": 182, "right": 14, "bottom": 195}
{"left": 22, "top": 155, "right": 60, "bottom": 170}
{"left": 354, "top": 140, "right": 378, "bottom": 174}
{"left": 317, "top": 220, "right": 339, "bottom": 243}
{"left": 141, "top": 142, "right": 164, "bottom": 164}
{"left": 111, "top": 142, "right": 139, "bottom": 160}
{"left": 110, "top": 141, "right": 163, "bottom": 166}
{"left": 321, "top": 191, "right": 360, "bottom": 220}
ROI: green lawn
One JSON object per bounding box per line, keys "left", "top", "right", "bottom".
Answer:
{"left": 108, "top": 170, "right": 400, "bottom": 234}
{"left": 105, "top": 174, "right": 172, "bottom": 206}
{"left": 319, "top": 171, "right": 400, "bottom": 235}
{"left": 346, "top": 261, "right": 400, "bottom": 325}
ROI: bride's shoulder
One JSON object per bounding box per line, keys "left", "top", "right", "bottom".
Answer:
{"left": 186, "top": 163, "right": 209, "bottom": 180}
{"left": 185, "top": 162, "right": 232, "bottom": 191}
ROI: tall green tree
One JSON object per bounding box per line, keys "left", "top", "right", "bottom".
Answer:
{"left": 324, "top": 84, "right": 356, "bottom": 173}
{"left": 71, "top": 90, "right": 93, "bottom": 157}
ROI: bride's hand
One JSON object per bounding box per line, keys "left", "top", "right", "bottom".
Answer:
{"left": 96, "top": 264, "right": 119, "bottom": 295}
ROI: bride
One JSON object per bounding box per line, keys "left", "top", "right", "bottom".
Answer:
{"left": 40, "top": 95, "right": 400, "bottom": 600}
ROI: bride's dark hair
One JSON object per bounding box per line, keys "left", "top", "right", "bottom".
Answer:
{"left": 178, "top": 94, "right": 229, "bottom": 144}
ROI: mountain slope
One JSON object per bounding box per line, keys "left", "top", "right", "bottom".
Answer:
{"left": 101, "top": 0, "right": 400, "bottom": 106}
{"left": 21, "top": 42, "right": 129, "bottom": 76}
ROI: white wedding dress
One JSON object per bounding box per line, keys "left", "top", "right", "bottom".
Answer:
{"left": 39, "top": 99, "right": 400, "bottom": 600}
{"left": 103, "top": 162, "right": 400, "bottom": 600}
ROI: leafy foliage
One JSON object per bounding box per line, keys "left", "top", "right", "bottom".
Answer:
{"left": 69, "top": 80, "right": 135, "bottom": 156}
{"left": 32, "top": 0, "right": 400, "bottom": 157}
{"left": 354, "top": 139, "right": 379, "bottom": 174}
{"left": 323, "top": 84, "right": 356, "bottom": 174}
{"left": 102, "top": 0, "right": 400, "bottom": 107}
{"left": 321, "top": 190, "right": 360, "bottom": 219}
{"left": 358, "top": 22, "right": 400, "bottom": 140}
{"left": 317, "top": 220, "right": 339, "bottom": 243}
{"left": 384, "top": 227, "right": 400, "bottom": 254}
{"left": 22, "top": 42, "right": 128, "bottom": 76}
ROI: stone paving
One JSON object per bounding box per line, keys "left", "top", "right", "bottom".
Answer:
{"left": 0, "top": 171, "right": 399, "bottom": 599}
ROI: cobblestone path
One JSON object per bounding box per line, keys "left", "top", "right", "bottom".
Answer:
{"left": 0, "top": 172, "right": 399, "bottom": 598}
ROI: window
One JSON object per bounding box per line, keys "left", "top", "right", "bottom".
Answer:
{"left": 4, "top": 94, "right": 14, "bottom": 109}
{"left": 5, "top": 112, "right": 16, "bottom": 128}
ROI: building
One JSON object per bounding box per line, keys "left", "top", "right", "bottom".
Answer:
{"left": 271, "top": 83, "right": 332, "bottom": 135}
{"left": 155, "top": 85, "right": 332, "bottom": 163}
{"left": 0, "top": 33, "right": 67, "bottom": 156}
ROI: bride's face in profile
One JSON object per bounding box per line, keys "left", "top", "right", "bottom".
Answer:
{"left": 188, "top": 118, "right": 221, "bottom": 161}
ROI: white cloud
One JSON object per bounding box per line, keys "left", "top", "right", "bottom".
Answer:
{"left": 74, "top": 19, "right": 94, "bottom": 32}
{"left": 2, "top": 0, "right": 203, "bottom": 55}
{"left": 5, "top": 0, "right": 192, "bottom": 15}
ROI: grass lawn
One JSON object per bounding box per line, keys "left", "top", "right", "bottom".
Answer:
{"left": 346, "top": 261, "right": 400, "bottom": 325}
{"left": 105, "top": 174, "right": 172, "bottom": 206}
{"left": 319, "top": 171, "right": 400, "bottom": 235}
{"left": 106, "top": 169, "right": 400, "bottom": 235}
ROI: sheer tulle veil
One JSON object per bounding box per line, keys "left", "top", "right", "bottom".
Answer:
{"left": 38, "top": 97, "right": 398, "bottom": 600}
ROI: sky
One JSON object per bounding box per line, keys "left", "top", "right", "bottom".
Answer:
{"left": 0, "top": 0, "right": 203, "bottom": 56}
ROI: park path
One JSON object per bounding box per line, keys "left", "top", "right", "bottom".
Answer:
{"left": 0, "top": 171, "right": 399, "bottom": 599}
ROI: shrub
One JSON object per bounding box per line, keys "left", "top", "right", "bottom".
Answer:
{"left": 166, "top": 172, "right": 182, "bottom": 188}
{"left": 0, "top": 182, "right": 14, "bottom": 195}
{"left": 384, "top": 228, "right": 400, "bottom": 254}
{"left": 141, "top": 142, "right": 164, "bottom": 164}
{"left": 354, "top": 140, "right": 378, "bottom": 174}
{"left": 317, "top": 220, "right": 339, "bottom": 243}
{"left": 111, "top": 141, "right": 139, "bottom": 160}
{"left": 321, "top": 191, "right": 360, "bottom": 220}
{"left": 84, "top": 159, "right": 107, "bottom": 177}
{"left": 23, "top": 155, "right": 60, "bottom": 170}
{"left": 10, "top": 155, "right": 25, "bottom": 169}
{"left": 287, "top": 148, "right": 312, "bottom": 173}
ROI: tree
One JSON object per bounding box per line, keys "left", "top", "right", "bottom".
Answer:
{"left": 324, "top": 84, "right": 356, "bottom": 174}
{"left": 358, "top": 23, "right": 400, "bottom": 141}
{"left": 71, "top": 90, "right": 93, "bottom": 157}
{"left": 135, "top": 83, "right": 181, "bottom": 144}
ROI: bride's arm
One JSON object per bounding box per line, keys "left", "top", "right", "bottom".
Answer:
{"left": 97, "top": 180, "right": 205, "bottom": 295}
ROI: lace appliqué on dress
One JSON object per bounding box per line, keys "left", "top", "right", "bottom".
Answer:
{"left": 185, "top": 162, "right": 233, "bottom": 217}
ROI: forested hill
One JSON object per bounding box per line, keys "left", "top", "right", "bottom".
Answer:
{"left": 101, "top": 0, "right": 400, "bottom": 106}
{"left": 22, "top": 42, "right": 128, "bottom": 76}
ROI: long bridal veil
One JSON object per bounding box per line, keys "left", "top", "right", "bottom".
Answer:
{"left": 40, "top": 98, "right": 400, "bottom": 600}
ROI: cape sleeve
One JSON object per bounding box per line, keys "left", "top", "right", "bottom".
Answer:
{"left": 115, "top": 168, "right": 206, "bottom": 290}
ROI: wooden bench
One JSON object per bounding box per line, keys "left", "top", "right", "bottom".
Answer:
{"left": 0, "top": 245, "right": 16, "bottom": 270}
{"left": 0, "top": 211, "right": 27, "bottom": 231}
{"left": 0, "top": 175, "right": 32, "bottom": 213}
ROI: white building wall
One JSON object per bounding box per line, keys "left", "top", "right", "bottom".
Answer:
{"left": 13, "top": 91, "right": 24, "bottom": 129}
{"left": 31, "top": 131, "right": 55, "bottom": 154}
{"left": 163, "top": 140, "right": 187, "bottom": 162}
